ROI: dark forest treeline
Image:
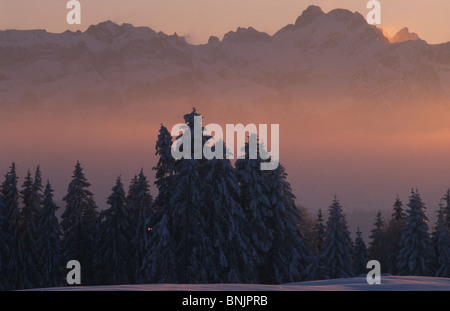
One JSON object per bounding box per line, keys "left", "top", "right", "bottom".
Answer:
{"left": 1, "top": 109, "right": 449, "bottom": 290}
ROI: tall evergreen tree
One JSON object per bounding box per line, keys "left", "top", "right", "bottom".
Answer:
{"left": 353, "top": 227, "right": 368, "bottom": 275}
{"left": 434, "top": 195, "right": 450, "bottom": 277}
{"left": 435, "top": 213, "right": 450, "bottom": 277}
{"left": 368, "top": 210, "right": 387, "bottom": 266}
{"left": 159, "top": 109, "right": 213, "bottom": 283}
{"left": 125, "top": 174, "right": 139, "bottom": 283}
{"left": 0, "top": 163, "right": 20, "bottom": 290}
{"left": 147, "top": 108, "right": 254, "bottom": 284}
{"left": 235, "top": 139, "right": 273, "bottom": 283}
{"left": 262, "top": 163, "right": 310, "bottom": 283}
{"left": 304, "top": 210, "right": 328, "bottom": 281}
{"left": 152, "top": 124, "right": 175, "bottom": 214}
{"left": 170, "top": 158, "right": 212, "bottom": 283}
{"left": 37, "top": 181, "right": 62, "bottom": 288}
{"left": 128, "top": 169, "right": 153, "bottom": 283}
{"left": 396, "top": 189, "right": 436, "bottom": 276}
{"left": 199, "top": 156, "right": 254, "bottom": 283}
{"left": 61, "top": 161, "right": 98, "bottom": 285}
{"left": 384, "top": 196, "right": 406, "bottom": 274}
{"left": 321, "top": 196, "right": 354, "bottom": 279}
{"left": 94, "top": 176, "right": 131, "bottom": 285}
{"left": 18, "top": 169, "right": 42, "bottom": 289}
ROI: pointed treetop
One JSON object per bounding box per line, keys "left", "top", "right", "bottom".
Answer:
{"left": 183, "top": 107, "right": 201, "bottom": 127}
{"left": 33, "top": 165, "right": 43, "bottom": 190}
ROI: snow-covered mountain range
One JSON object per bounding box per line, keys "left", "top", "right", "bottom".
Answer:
{"left": 1, "top": 5, "right": 450, "bottom": 121}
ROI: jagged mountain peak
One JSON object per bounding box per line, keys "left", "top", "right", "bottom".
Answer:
{"left": 222, "top": 26, "right": 272, "bottom": 43}
{"left": 294, "top": 5, "right": 325, "bottom": 29}
{"left": 86, "top": 20, "right": 122, "bottom": 34}
{"left": 390, "top": 27, "right": 421, "bottom": 43}
{"left": 274, "top": 6, "right": 388, "bottom": 45}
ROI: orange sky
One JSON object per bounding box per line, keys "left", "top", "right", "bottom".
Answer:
{"left": 0, "top": 0, "right": 449, "bottom": 44}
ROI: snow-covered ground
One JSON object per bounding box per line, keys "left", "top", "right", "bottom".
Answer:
{"left": 31, "top": 275, "right": 450, "bottom": 291}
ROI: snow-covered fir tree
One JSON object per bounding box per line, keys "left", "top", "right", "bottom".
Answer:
{"left": 37, "top": 181, "right": 62, "bottom": 288}
{"left": 94, "top": 176, "right": 131, "bottom": 285}
{"left": 353, "top": 227, "right": 368, "bottom": 275}
{"left": 169, "top": 157, "right": 213, "bottom": 283}
{"left": 147, "top": 108, "right": 255, "bottom": 284}
{"left": 127, "top": 169, "right": 153, "bottom": 283}
{"left": 18, "top": 169, "right": 42, "bottom": 289}
{"left": 0, "top": 163, "right": 20, "bottom": 290}
{"left": 305, "top": 210, "right": 329, "bottom": 280}
{"left": 384, "top": 196, "right": 406, "bottom": 274}
{"left": 148, "top": 109, "right": 212, "bottom": 283}
{"left": 321, "top": 196, "right": 354, "bottom": 279}
{"left": 434, "top": 195, "right": 450, "bottom": 277}
{"left": 262, "top": 163, "right": 310, "bottom": 283}
{"left": 143, "top": 125, "right": 178, "bottom": 283}
{"left": 199, "top": 155, "right": 255, "bottom": 283}
{"left": 152, "top": 124, "right": 175, "bottom": 214}
{"left": 368, "top": 210, "right": 387, "bottom": 268}
{"left": 396, "top": 189, "right": 436, "bottom": 276}
{"left": 235, "top": 139, "right": 274, "bottom": 283}
{"left": 61, "top": 161, "right": 99, "bottom": 285}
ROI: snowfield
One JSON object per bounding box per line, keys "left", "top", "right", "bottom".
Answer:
{"left": 31, "top": 275, "right": 450, "bottom": 291}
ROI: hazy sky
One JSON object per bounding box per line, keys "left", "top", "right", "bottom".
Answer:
{"left": 1, "top": 0, "right": 449, "bottom": 44}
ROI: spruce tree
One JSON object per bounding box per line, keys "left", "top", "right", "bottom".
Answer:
{"left": 434, "top": 197, "right": 450, "bottom": 277}
{"left": 125, "top": 174, "right": 139, "bottom": 283}
{"left": 0, "top": 163, "right": 20, "bottom": 290}
{"left": 304, "top": 211, "right": 328, "bottom": 281}
{"left": 321, "top": 196, "right": 354, "bottom": 279}
{"left": 95, "top": 176, "right": 131, "bottom": 285}
{"left": 353, "top": 227, "right": 368, "bottom": 275}
{"left": 262, "top": 163, "right": 310, "bottom": 283}
{"left": 384, "top": 196, "right": 406, "bottom": 274}
{"left": 147, "top": 108, "right": 254, "bottom": 284}
{"left": 61, "top": 161, "right": 98, "bottom": 285}
{"left": 170, "top": 158, "right": 212, "bottom": 283}
{"left": 18, "top": 169, "right": 42, "bottom": 289}
{"left": 200, "top": 156, "right": 255, "bottom": 283}
{"left": 37, "top": 181, "right": 62, "bottom": 288}
{"left": 235, "top": 139, "right": 273, "bottom": 283}
{"left": 368, "top": 210, "right": 387, "bottom": 271}
{"left": 435, "top": 221, "right": 450, "bottom": 278}
{"left": 128, "top": 170, "right": 153, "bottom": 283}
{"left": 147, "top": 108, "right": 213, "bottom": 283}
{"left": 152, "top": 124, "right": 175, "bottom": 215}
{"left": 396, "top": 189, "right": 436, "bottom": 276}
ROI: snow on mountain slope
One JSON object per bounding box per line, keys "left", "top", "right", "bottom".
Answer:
{"left": 1, "top": 5, "right": 450, "bottom": 119}
{"left": 29, "top": 275, "right": 450, "bottom": 291}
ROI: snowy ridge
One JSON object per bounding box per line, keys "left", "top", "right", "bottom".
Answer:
{"left": 29, "top": 275, "right": 450, "bottom": 291}
{"left": 1, "top": 5, "right": 449, "bottom": 116}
